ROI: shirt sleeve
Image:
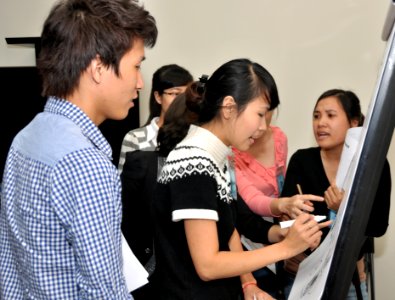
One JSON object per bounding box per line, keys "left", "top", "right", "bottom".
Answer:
{"left": 273, "top": 126, "right": 288, "bottom": 176}
{"left": 53, "top": 148, "right": 131, "bottom": 299}
{"left": 118, "top": 130, "right": 140, "bottom": 172}
{"left": 169, "top": 174, "right": 219, "bottom": 221}
{"left": 233, "top": 153, "right": 276, "bottom": 216}
{"left": 235, "top": 194, "right": 272, "bottom": 244}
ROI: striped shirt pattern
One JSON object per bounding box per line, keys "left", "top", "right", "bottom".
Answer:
{"left": 117, "top": 117, "right": 159, "bottom": 172}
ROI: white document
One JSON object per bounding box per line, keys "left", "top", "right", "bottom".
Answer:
{"left": 288, "top": 184, "right": 352, "bottom": 299}
{"left": 122, "top": 234, "right": 149, "bottom": 292}
{"left": 335, "top": 127, "right": 363, "bottom": 189}
{"left": 288, "top": 126, "right": 366, "bottom": 299}
{"left": 288, "top": 227, "right": 337, "bottom": 299}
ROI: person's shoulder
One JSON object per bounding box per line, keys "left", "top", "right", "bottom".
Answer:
{"left": 166, "top": 145, "right": 221, "bottom": 175}
{"left": 294, "top": 147, "right": 319, "bottom": 154}
{"left": 125, "top": 149, "right": 159, "bottom": 164}
{"left": 122, "top": 122, "right": 158, "bottom": 146}
{"left": 123, "top": 125, "right": 149, "bottom": 139}
{"left": 271, "top": 125, "right": 286, "bottom": 136}
{"left": 123, "top": 150, "right": 159, "bottom": 176}
{"left": 271, "top": 125, "right": 287, "bottom": 141}
{"left": 64, "top": 146, "right": 114, "bottom": 169}
{"left": 291, "top": 147, "right": 320, "bottom": 159}
{"left": 52, "top": 146, "right": 117, "bottom": 191}
{"left": 168, "top": 144, "right": 209, "bottom": 161}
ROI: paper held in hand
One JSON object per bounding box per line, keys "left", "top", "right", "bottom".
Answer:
{"left": 335, "top": 127, "right": 363, "bottom": 189}
{"left": 122, "top": 234, "right": 149, "bottom": 292}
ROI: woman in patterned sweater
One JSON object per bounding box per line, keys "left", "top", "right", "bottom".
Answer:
{"left": 150, "top": 58, "right": 331, "bottom": 300}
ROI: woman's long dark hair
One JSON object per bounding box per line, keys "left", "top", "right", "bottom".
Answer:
{"left": 157, "top": 93, "right": 197, "bottom": 156}
{"left": 157, "top": 58, "right": 280, "bottom": 156}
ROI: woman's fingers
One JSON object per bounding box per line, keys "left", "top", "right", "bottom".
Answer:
{"left": 289, "top": 194, "right": 324, "bottom": 218}
{"left": 318, "top": 220, "right": 332, "bottom": 229}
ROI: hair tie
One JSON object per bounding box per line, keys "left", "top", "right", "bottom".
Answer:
{"left": 197, "top": 74, "right": 209, "bottom": 94}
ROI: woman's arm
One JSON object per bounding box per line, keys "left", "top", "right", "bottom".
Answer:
{"left": 228, "top": 230, "right": 276, "bottom": 300}
{"left": 235, "top": 194, "right": 274, "bottom": 244}
{"left": 184, "top": 214, "right": 329, "bottom": 281}
{"left": 235, "top": 168, "right": 276, "bottom": 216}
{"left": 236, "top": 166, "right": 322, "bottom": 218}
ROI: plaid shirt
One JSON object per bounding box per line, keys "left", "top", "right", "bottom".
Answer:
{"left": 0, "top": 97, "right": 132, "bottom": 299}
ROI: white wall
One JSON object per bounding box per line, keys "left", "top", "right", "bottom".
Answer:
{"left": 1, "top": 0, "right": 393, "bottom": 299}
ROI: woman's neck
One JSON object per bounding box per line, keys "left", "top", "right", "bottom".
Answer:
{"left": 320, "top": 145, "right": 343, "bottom": 184}
{"left": 156, "top": 115, "right": 164, "bottom": 128}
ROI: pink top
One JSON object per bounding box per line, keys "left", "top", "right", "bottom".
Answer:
{"left": 233, "top": 126, "right": 288, "bottom": 216}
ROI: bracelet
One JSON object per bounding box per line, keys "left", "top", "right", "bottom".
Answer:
{"left": 242, "top": 281, "right": 257, "bottom": 290}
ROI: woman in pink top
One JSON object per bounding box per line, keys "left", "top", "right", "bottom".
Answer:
{"left": 233, "top": 110, "right": 324, "bottom": 219}
{"left": 229, "top": 66, "right": 326, "bottom": 299}
{"left": 233, "top": 109, "right": 325, "bottom": 299}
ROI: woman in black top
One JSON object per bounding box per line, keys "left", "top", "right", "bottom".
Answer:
{"left": 280, "top": 89, "right": 391, "bottom": 299}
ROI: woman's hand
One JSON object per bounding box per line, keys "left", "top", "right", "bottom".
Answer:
{"left": 267, "top": 224, "right": 288, "bottom": 243}
{"left": 243, "top": 283, "right": 275, "bottom": 300}
{"left": 282, "top": 213, "right": 331, "bottom": 255}
{"left": 275, "top": 194, "right": 324, "bottom": 219}
{"left": 324, "top": 184, "right": 344, "bottom": 211}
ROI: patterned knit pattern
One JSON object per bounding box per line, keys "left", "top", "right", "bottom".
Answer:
{"left": 158, "top": 127, "right": 234, "bottom": 205}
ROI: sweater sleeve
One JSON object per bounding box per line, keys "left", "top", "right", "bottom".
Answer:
{"left": 272, "top": 126, "right": 288, "bottom": 176}
{"left": 118, "top": 130, "right": 140, "bottom": 172}
{"left": 234, "top": 159, "right": 276, "bottom": 217}
{"left": 235, "top": 194, "right": 273, "bottom": 244}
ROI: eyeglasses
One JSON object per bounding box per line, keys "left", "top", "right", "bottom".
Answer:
{"left": 162, "top": 91, "right": 181, "bottom": 97}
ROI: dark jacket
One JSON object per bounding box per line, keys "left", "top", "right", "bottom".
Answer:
{"left": 121, "top": 150, "right": 159, "bottom": 266}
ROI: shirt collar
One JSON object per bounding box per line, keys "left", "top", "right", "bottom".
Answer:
{"left": 146, "top": 117, "right": 160, "bottom": 141}
{"left": 44, "top": 96, "right": 113, "bottom": 159}
{"left": 183, "top": 125, "right": 232, "bottom": 169}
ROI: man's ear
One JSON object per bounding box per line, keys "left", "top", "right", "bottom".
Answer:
{"left": 90, "top": 55, "right": 104, "bottom": 84}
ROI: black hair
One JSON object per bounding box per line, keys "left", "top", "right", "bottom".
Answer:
{"left": 145, "top": 64, "right": 193, "bottom": 125}
{"left": 315, "top": 89, "right": 364, "bottom": 126}
{"left": 37, "top": 0, "right": 158, "bottom": 98}
{"left": 157, "top": 94, "right": 198, "bottom": 156}
{"left": 157, "top": 58, "right": 280, "bottom": 156}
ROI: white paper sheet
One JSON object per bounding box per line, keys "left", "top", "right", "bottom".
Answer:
{"left": 122, "top": 234, "right": 149, "bottom": 293}
{"left": 335, "top": 127, "right": 363, "bottom": 189}
{"left": 288, "top": 125, "right": 366, "bottom": 299}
